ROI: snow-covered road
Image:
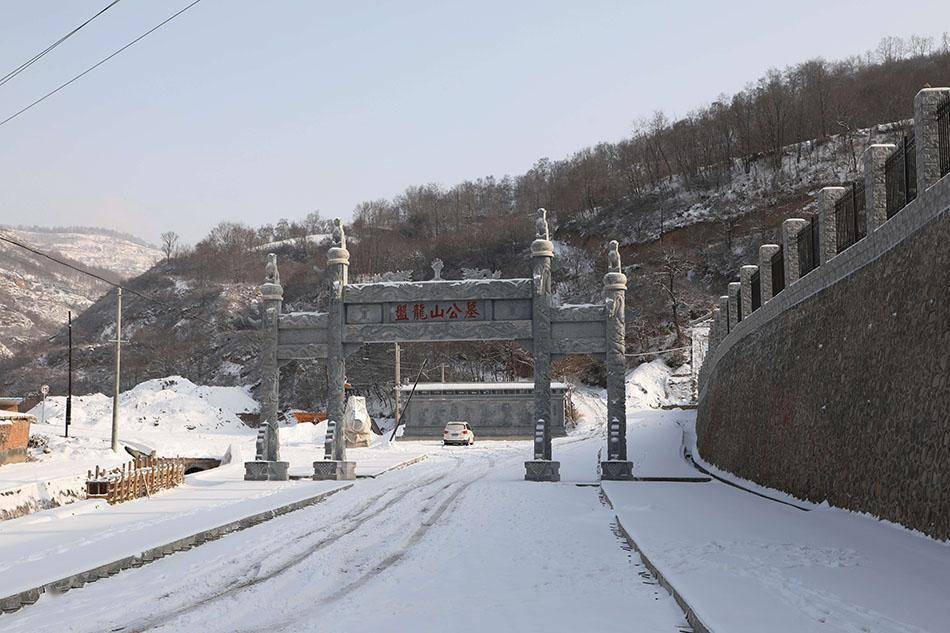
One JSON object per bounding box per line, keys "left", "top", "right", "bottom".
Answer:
{"left": 1, "top": 436, "right": 690, "bottom": 633}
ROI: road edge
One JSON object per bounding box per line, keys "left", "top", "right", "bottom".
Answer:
{"left": 601, "top": 485, "right": 715, "bottom": 633}
{"left": 0, "top": 483, "right": 353, "bottom": 615}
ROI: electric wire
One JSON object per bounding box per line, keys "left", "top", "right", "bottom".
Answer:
{"left": 0, "top": 0, "right": 124, "bottom": 88}
{"left": 0, "top": 0, "right": 202, "bottom": 129}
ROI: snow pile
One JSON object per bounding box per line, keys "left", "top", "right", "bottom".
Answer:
{"left": 30, "top": 376, "right": 258, "bottom": 435}
{"left": 625, "top": 359, "right": 674, "bottom": 409}
{"left": 0, "top": 474, "right": 87, "bottom": 522}
{"left": 0, "top": 377, "right": 261, "bottom": 521}
{"left": 569, "top": 387, "right": 608, "bottom": 435}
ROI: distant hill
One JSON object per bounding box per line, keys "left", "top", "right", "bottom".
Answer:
{"left": 0, "top": 227, "right": 162, "bottom": 358}
{"left": 2, "top": 227, "right": 161, "bottom": 278}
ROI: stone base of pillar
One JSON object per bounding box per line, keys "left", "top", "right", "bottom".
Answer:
{"left": 243, "top": 460, "right": 290, "bottom": 481}
{"left": 524, "top": 460, "right": 560, "bottom": 482}
{"left": 600, "top": 460, "right": 634, "bottom": 480}
{"left": 312, "top": 460, "right": 356, "bottom": 481}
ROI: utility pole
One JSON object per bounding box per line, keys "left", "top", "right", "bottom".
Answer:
{"left": 111, "top": 288, "right": 122, "bottom": 452}
{"left": 440, "top": 363, "right": 445, "bottom": 383}
{"left": 66, "top": 311, "right": 72, "bottom": 438}
{"left": 40, "top": 384, "right": 49, "bottom": 425}
{"left": 393, "top": 343, "right": 401, "bottom": 428}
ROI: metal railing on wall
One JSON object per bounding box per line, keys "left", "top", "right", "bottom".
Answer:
{"left": 771, "top": 247, "right": 785, "bottom": 294}
{"left": 938, "top": 97, "right": 950, "bottom": 178}
{"left": 885, "top": 131, "right": 917, "bottom": 219}
{"left": 704, "top": 88, "right": 950, "bottom": 399}
{"left": 797, "top": 218, "right": 820, "bottom": 276}
{"left": 835, "top": 181, "right": 866, "bottom": 253}
{"left": 750, "top": 269, "right": 761, "bottom": 311}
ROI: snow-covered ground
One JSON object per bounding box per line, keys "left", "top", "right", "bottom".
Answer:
{"left": 3, "top": 364, "right": 945, "bottom": 632}
{"left": 0, "top": 377, "right": 259, "bottom": 520}
{"left": 0, "top": 428, "right": 691, "bottom": 632}
{"left": 604, "top": 410, "right": 950, "bottom": 633}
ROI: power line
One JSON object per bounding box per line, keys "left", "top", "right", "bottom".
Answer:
{"left": 0, "top": 0, "right": 202, "bottom": 129}
{"left": 0, "top": 231, "right": 216, "bottom": 327}
{"left": 0, "top": 0, "right": 124, "bottom": 89}
{"left": 625, "top": 345, "right": 691, "bottom": 358}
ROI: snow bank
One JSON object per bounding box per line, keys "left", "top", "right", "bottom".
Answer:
{"left": 625, "top": 359, "right": 673, "bottom": 409}
{"left": 30, "top": 376, "right": 258, "bottom": 434}
{"left": 623, "top": 358, "right": 695, "bottom": 409}
{"left": 0, "top": 377, "right": 261, "bottom": 522}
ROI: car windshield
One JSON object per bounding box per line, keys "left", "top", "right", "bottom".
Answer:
{"left": 446, "top": 423, "right": 465, "bottom": 430}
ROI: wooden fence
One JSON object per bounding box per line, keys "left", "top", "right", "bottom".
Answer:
{"left": 86, "top": 457, "right": 186, "bottom": 505}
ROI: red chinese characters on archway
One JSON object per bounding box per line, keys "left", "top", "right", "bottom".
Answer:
{"left": 393, "top": 301, "right": 481, "bottom": 322}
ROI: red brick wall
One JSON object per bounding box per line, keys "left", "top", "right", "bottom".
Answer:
{"left": 0, "top": 418, "right": 31, "bottom": 451}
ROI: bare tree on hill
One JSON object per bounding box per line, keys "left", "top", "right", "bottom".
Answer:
{"left": 161, "top": 231, "right": 179, "bottom": 260}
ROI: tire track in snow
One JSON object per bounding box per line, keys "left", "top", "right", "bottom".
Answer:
{"left": 237, "top": 454, "right": 501, "bottom": 633}
{"left": 109, "top": 454, "right": 467, "bottom": 633}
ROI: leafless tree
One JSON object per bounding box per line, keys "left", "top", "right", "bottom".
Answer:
{"left": 160, "top": 231, "right": 179, "bottom": 260}
{"left": 654, "top": 250, "right": 692, "bottom": 342}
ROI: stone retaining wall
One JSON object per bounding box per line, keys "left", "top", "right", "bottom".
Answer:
{"left": 697, "top": 88, "right": 950, "bottom": 541}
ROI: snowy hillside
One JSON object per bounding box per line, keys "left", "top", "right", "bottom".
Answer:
{"left": 0, "top": 227, "right": 161, "bottom": 358}
{"left": 8, "top": 228, "right": 161, "bottom": 278}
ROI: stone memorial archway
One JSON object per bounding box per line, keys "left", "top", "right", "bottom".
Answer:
{"left": 244, "top": 210, "right": 633, "bottom": 483}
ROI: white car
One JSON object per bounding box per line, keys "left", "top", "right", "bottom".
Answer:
{"left": 443, "top": 422, "right": 475, "bottom": 446}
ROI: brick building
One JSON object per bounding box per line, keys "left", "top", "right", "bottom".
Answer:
{"left": 0, "top": 397, "right": 33, "bottom": 466}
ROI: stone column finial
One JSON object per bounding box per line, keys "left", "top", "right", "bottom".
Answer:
{"left": 913, "top": 88, "right": 950, "bottom": 194}
{"left": 245, "top": 254, "right": 289, "bottom": 481}
{"left": 717, "top": 295, "right": 730, "bottom": 335}
{"left": 727, "top": 282, "right": 741, "bottom": 329}
{"left": 782, "top": 219, "right": 808, "bottom": 286}
{"left": 601, "top": 240, "right": 632, "bottom": 480}
{"left": 818, "top": 187, "right": 846, "bottom": 264}
{"left": 739, "top": 265, "right": 758, "bottom": 318}
{"left": 863, "top": 144, "right": 897, "bottom": 233}
{"left": 525, "top": 217, "right": 560, "bottom": 482}
{"left": 315, "top": 220, "right": 356, "bottom": 481}
{"left": 758, "top": 244, "right": 781, "bottom": 302}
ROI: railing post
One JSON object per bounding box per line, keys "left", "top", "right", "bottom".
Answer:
{"left": 244, "top": 254, "right": 289, "bottom": 481}
{"left": 709, "top": 307, "right": 722, "bottom": 353}
{"left": 758, "top": 244, "right": 780, "bottom": 302}
{"left": 913, "top": 88, "right": 950, "bottom": 194}
{"left": 782, "top": 219, "right": 808, "bottom": 285}
{"left": 863, "top": 144, "right": 896, "bottom": 232}
{"left": 818, "top": 187, "right": 845, "bottom": 265}
{"left": 739, "top": 265, "right": 757, "bottom": 318}
{"left": 717, "top": 295, "right": 730, "bottom": 334}
{"left": 727, "top": 282, "right": 741, "bottom": 329}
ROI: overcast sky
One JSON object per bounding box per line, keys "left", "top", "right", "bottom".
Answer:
{"left": 1, "top": 1, "right": 948, "bottom": 244}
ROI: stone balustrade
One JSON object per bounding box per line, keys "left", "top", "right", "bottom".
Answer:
{"left": 695, "top": 88, "right": 950, "bottom": 540}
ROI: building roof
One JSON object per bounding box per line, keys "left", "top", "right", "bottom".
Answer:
{"left": 0, "top": 410, "right": 34, "bottom": 421}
